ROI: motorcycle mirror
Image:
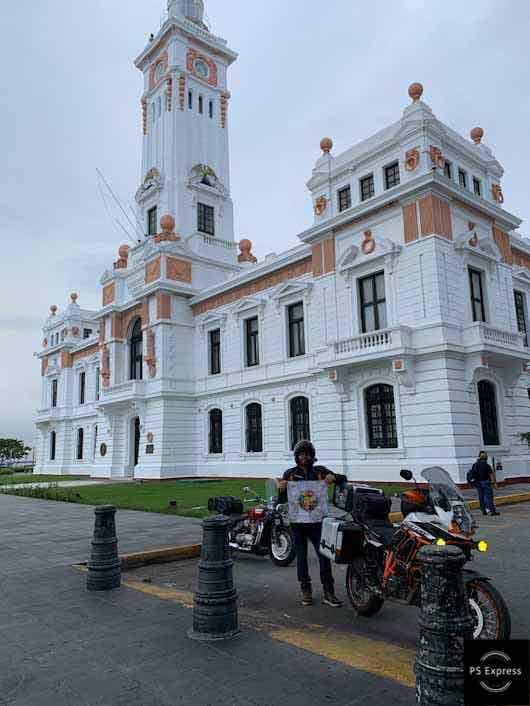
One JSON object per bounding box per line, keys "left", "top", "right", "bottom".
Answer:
{"left": 242, "top": 486, "right": 251, "bottom": 493}
{"left": 400, "top": 469, "right": 413, "bottom": 481}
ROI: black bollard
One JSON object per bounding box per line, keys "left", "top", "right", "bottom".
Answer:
{"left": 87, "top": 505, "right": 121, "bottom": 591}
{"left": 188, "top": 514, "right": 239, "bottom": 641}
{"left": 415, "top": 545, "right": 474, "bottom": 706}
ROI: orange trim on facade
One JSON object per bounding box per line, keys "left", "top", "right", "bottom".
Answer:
{"left": 102, "top": 282, "right": 116, "bottom": 307}
{"left": 149, "top": 52, "right": 169, "bottom": 90}
{"left": 332, "top": 201, "right": 398, "bottom": 237}
{"left": 323, "top": 237, "right": 336, "bottom": 274}
{"left": 142, "top": 297, "right": 150, "bottom": 327}
{"left": 402, "top": 202, "right": 419, "bottom": 243}
{"left": 166, "top": 256, "right": 192, "bottom": 283}
{"left": 99, "top": 318, "right": 105, "bottom": 343}
{"left": 192, "top": 257, "right": 313, "bottom": 316}
{"left": 71, "top": 344, "right": 100, "bottom": 365}
{"left": 452, "top": 198, "right": 494, "bottom": 225}
{"left": 61, "top": 350, "right": 73, "bottom": 369}
{"left": 419, "top": 194, "right": 452, "bottom": 240}
{"left": 156, "top": 292, "right": 172, "bottom": 320}
{"left": 186, "top": 49, "right": 218, "bottom": 87}
{"left": 41, "top": 358, "right": 48, "bottom": 376}
{"left": 493, "top": 226, "right": 513, "bottom": 265}
{"left": 512, "top": 248, "right": 530, "bottom": 270}
{"left": 312, "top": 244, "right": 323, "bottom": 277}
{"left": 419, "top": 195, "right": 434, "bottom": 236}
{"left": 145, "top": 256, "right": 161, "bottom": 285}
{"left": 111, "top": 313, "right": 124, "bottom": 340}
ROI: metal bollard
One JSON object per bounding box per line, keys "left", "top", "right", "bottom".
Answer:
{"left": 87, "top": 505, "right": 121, "bottom": 591}
{"left": 415, "top": 545, "right": 474, "bottom": 706}
{"left": 188, "top": 514, "right": 239, "bottom": 641}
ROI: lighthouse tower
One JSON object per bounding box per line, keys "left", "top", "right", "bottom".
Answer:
{"left": 134, "top": 0, "right": 238, "bottom": 246}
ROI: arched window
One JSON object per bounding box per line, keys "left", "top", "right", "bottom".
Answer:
{"left": 76, "top": 428, "right": 84, "bottom": 460}
{"left": 246, "top": 403, "right": 263, "bottom": 453}
{"left": 365, "top": 384, "right": 397, "bottom": 449}
{"left": 130, "top": 319, "right": 143, "bottom": 381}
{"left": 478, "top": 380, "right": 500, "bottom": 446}
{"left": 209, "top": 409, "right": 223, "bottom": 454}
{"left": 50, "top": 431, "right": 56, "bottom": 461}
{"left": 290, "top": 396, "right": 310, "bottom": 450}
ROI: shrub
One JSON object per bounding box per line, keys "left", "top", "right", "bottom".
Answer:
{"left": 0, "top": 468, "right": 15, "bottom": 476}
{"left": 0, "top": 484, "right": 81, "bottom": 503}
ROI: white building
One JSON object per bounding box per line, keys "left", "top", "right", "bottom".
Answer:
{"left": 34, "top": 1, "right": 530, "bottom": 484}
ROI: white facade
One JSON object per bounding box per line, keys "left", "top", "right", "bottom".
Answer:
{"left": 34, "top": 8, "right": 530, "bottom": 484}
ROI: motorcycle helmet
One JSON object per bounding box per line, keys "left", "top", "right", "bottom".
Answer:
{"left": 294, "top": 439, "right": 316, "bottom": 465}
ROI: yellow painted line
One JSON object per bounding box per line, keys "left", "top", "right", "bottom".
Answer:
{"left": 270, "top": 627, "right": 415, "bottom": 688}
{"left": 121, "top": 577, "right": 195, "bottom": 607}
{"left": 120, "top": 544, "right": 201, "bottom": 569}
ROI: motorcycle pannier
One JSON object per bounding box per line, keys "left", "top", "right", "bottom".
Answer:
{"left": 319, "top": 517, "right": 363, "bottom": 564}
{"left": 207, "top": 496, "right": 244, "bottom": 516}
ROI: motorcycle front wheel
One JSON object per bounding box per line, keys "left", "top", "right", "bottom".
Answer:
{"left": 346, "top": 558, "right": 384, "bottom": 617}
{"left": 269, "top": 527, "right": 296, "bottom": 567}
{"left": 466, "top": 578, "right": 511, "bottom": 640}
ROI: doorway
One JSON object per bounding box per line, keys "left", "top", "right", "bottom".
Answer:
{"left": 131, "top": 416, "right": 141, "bottom": 473}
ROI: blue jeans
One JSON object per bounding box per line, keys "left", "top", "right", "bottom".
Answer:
{"left": 292, "top": 523, "right": 334, "bottom": 592}
{"left": 476, "top": 480, "right": 496, "bottom": 514}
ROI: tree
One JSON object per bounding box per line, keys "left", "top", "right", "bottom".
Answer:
{"left": 0, "top": 439, "right": 31, "bottom": 467}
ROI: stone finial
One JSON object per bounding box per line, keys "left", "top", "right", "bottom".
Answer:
{"left": 70, "top": 293, "right": 78, "bottom": 304}
{"left": 154, "top": 214, "right": 181, "bottom": 243}
{"left": 118, "top": 244, "right": 130, "bottom": 259}
{"left": 320, "top": 137, "right": 333, "bottom": 154}
{"left": 408, "top": 82, "right": 424, "bottom": 103}
{"left": 50, "top": 305, "right": 58, "bottom": 316}
{"left": 238, "top": 239, "right": 257, "bottom": 264}
{"left": 470, "top": 127, "right": 484, "bottom": 144}
{"left": 114, "top": 244, "right": 130, "bottom": 270}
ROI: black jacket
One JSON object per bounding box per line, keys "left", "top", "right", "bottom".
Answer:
{"left": 471, "top": 460, "right": 494, "bottom": 483}
{"left": 278, "top": 464, "right": 347, "bottom": 504}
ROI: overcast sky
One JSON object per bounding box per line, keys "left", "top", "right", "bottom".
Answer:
{"left": 1, "top": 0, "right": 530, "bottom": 446}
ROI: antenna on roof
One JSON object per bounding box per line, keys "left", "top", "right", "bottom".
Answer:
{"left": 96, "top": 168, "right": 139, "bottom": 244}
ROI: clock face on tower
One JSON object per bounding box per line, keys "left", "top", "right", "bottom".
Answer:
{"left": 193, "top": 58, "right": 210, "bottom": 80}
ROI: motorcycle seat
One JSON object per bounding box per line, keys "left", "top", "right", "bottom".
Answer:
{"left": 365, "top": 519, "right": 395, "bottom": 547}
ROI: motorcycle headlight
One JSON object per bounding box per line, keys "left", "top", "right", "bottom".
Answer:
{"left": 476, "top": 539, "right": 488, "bottom": 553}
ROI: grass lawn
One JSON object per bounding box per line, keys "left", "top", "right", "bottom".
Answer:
{"left": 18, "top": 479, "right": 406, "bottom": 519}
{"left": 0, "top": 474, "right": 89, "bottom": 486}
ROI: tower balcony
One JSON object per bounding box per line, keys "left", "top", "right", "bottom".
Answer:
{"left": 462, "top": 322, "right": 527, "bottom": 359}
{"left": 316, "top": 326, "right": 413, "bottom": 368}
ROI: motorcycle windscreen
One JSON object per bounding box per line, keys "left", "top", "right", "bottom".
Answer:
{"left": 420, "top": 466, "right": 473, "bottom": 535}
{"left": 265, "top": 479, "right": 279, "bottom": 505}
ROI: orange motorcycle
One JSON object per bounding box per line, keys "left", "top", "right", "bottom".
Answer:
{"left": 331, "top": 467, "right": 510, "bottom": 640}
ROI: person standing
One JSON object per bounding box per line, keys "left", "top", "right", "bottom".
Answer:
{"left": 469, "top": 451, "right": 500, "bottom": 516}
{"left": 278, "top": 440, "right": 345, "bottom": 607}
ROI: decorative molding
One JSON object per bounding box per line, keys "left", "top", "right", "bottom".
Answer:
{"left": 404, "top": 148, "right": 420, "bottom": 172}
{"left": 100, "top": 345, "right": 110, "bottom": 388}
{"left": 314, "top": 195, "right": 327, "bottom": 216}
{"left": 186, "top": 49, "right": 218, "bottom": 87}
{"left": 165, "top": 256, "right": 192, "bottom": 283}
{"left": 145, "top": 256, "right": 161, "bottom": 285}
{"left": 144, "top": 328, "right": 156, "bottom": 378}
{"left": 102, "top": 282, "right": 116, "bottom": 307}
{"left": 135, "top": 167, "right": 164, "bottom": 205}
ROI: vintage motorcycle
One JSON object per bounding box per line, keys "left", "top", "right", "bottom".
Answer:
{"left": 332, "top": 466, "right": 511, "bottom": 640}
{"left": 208, "top": 480, "right": 296, "bottom": 567}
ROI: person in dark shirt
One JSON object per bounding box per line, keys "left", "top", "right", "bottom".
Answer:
{"left": 470, "top": 451, "right": 500, "bottom": 516}
{"left": 278, "top": 439, "right": 346, "bottom": 607}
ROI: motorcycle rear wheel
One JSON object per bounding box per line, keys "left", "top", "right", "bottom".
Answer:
{"left": 346, "top": 558, "right": 384, "bottom": 617}
{"left": 270, "top": 527, "right": 296, "bottom": 567}
{"left": 466, "top": 578, "right": 511, "bottom": 640}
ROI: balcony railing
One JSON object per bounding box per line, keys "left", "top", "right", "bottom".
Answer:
{"left": 317, "top": 326, "right": 411, "bottom": 366}
{"left": 463, "top": 323, "right": 526, "bottom": 352}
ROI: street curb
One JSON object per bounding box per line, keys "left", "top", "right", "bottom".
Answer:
{"left": 119, "top": 543, "right": 202, "bottom": 569}
{"left": 388, "top": 491, "right": 530, "bottom": 523}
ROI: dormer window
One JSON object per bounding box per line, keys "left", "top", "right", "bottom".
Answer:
{"left": 384, "top": 162, "right": 400, "bottom": 190}
{"left": 360, "top": 174, "right": 375, "bottom": 202}
{"left": 473, "top": 177, "right": 482, "bottom": 197}
{"left": 338, "top": 186, "right": 351, "bottom": 212}
{"left": 198, "top": 203, "right": 214, "bottom": 235}
{"left": 458, "top": 169, "right": 468, "bottom": 189}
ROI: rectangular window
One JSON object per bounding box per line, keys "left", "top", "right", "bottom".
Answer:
{"left": 50, "top": 431, "right": 56, "bottom": 461}
{"left": 79, "top": 372, "right": 86, "bottom": 405}
{"left": 197, "top": 202, "right": 215, "bottom": 235}
{"left": 384, "top": 162, "right": 400, "bottom": 190}
{"left": 469, "top": 268, "right": 486, "bottom": 322}
{"left": 288, "top": 302, "right": 305, "bottom": 358}
{"left": 83, "top": 328, "right": 92, "bottom": 339}
{"left": 188, "top": 91, "right": 193, "bottom": 109}
{"left": 444, "top": 161, "right": 452, "bottom": 179}
{"left": 199, "top": 95, "right": 203, "bottom": 114}
{"left": 209, "top": 100, "right": 214, "bottom": 119}
{"left": 51, "top": 379, "right": 58, "bottom": 408}
{"left": 473, "top": 177, "right": 482, "bottom": 196}
{"left": 360, "top": 174, "right": 375, "bottom": 201}
{"left": 458, "top": 169, "right": 468, "bottom": 189}
{"left": 245, "top": 317, "right": 259, "bottom": 367}
{"left": 147, "top": 206, "right": 157, "bottom": 236}
{"left": 209, "top": 329, "right": 221, "bottom": 375}
{"left": 359, "top": 272, "right": 387, "bottom": 333}
{"left": 514, "top": 291, "right": 528, "bottom": 347}
{"left": 95, "top": 367, "right": 100, "bottom": 401}
{"left": 77, "top": 428, "right": 84, "bottom": 461}
{"left": 338, "top": 186, "right": 351, "bottom": 212}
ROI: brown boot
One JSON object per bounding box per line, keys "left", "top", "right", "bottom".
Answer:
{"left": 301, "top": 587, "right": 313, "bottom": 606}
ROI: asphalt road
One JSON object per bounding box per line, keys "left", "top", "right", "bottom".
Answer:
{"left": 130, "top": 503, "right": 530, "bottom": 647}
